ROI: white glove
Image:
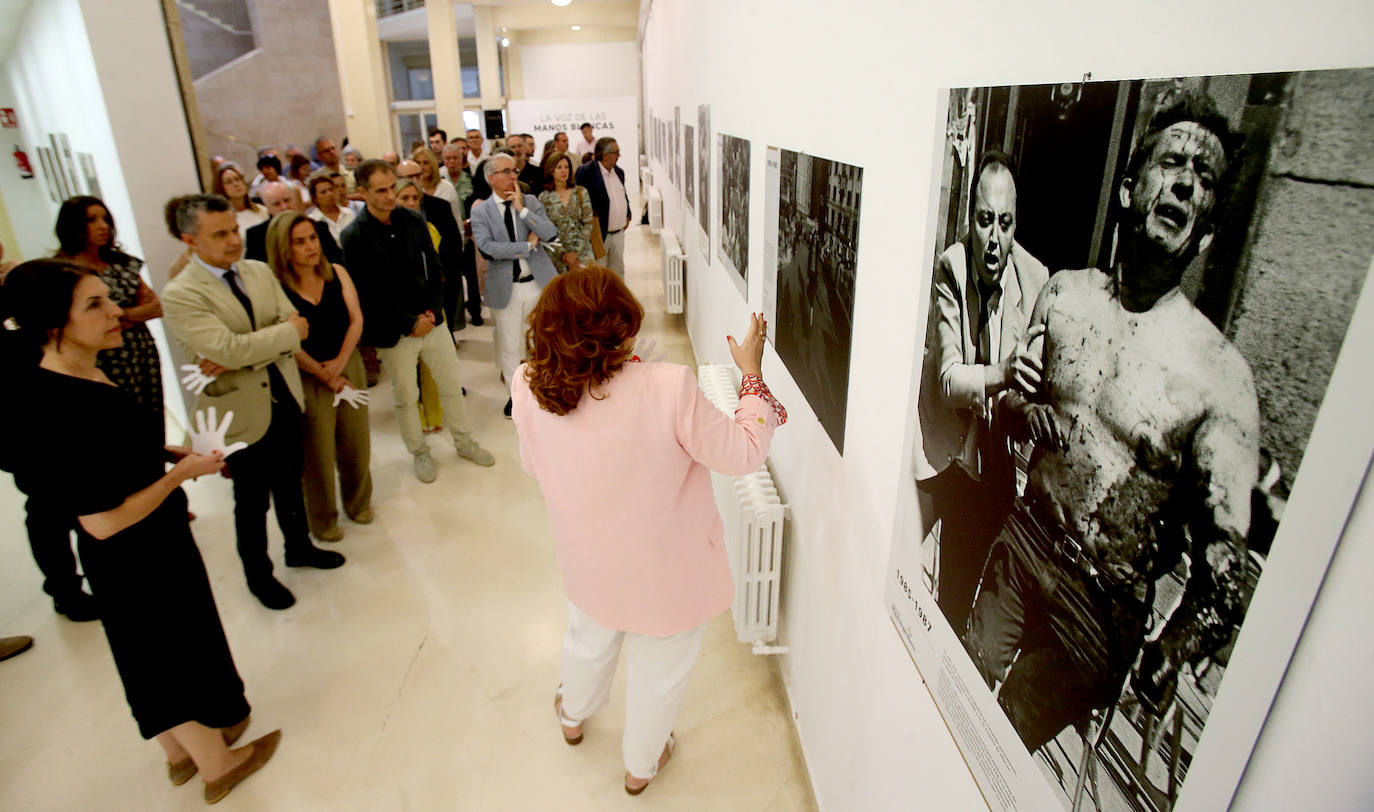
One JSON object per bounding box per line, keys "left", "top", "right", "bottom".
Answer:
{"left": 179, "top": 363, "right": 217, "bottom": 395}
{"left": 190, "top": 407, "right": 249, "bottom": 458}
{"left": 332, "top": 385, "right": 370, "bottom": 410}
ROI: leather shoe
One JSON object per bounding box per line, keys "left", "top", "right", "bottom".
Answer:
{"left": 0, "top": 635, "right": 33, "bottom": 661}
{"left": 203, "top": 729, "right": 281, "bottom": 804}
{"left": 167, "top": 715, "right": 251, "bottom": 785}
{"left": 285, "top": 547, "right": 345, "bottom": 569}
{"left": 248, "top": 577, "right": 296, "bottom": 610}
{"left": 54, "top": 592, "right": 99, "bottom": 622}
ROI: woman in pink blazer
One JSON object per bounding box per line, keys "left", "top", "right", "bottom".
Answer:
{"left": 511, "top": 266, "right": 786, "bottom": 795}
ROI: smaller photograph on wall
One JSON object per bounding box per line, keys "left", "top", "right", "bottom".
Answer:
{"left": 673, "top": 106, "right": 681, "bottom": 189}
{"left": 35, "top": 146, "right": 60, "bottom": 202}
{"left": 52, "top": 133, "right": 79, "bottom": 199}
{"left": 698, "top": 104, "right": 711, "bottom": 256}
{"left": 78, "top": 153, "right": 101, "bottom": 199}
{"left": 717, "top": 133, "right": 750, "bottom": 298}
{"left": 684, "top": 123, "right": 696, "bottom": 215}
{"left": 765, "top": 147, "right": 863, "bottom": 454}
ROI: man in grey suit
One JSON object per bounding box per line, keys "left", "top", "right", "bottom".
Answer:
{"left": 472, "top": 152, "right": 559, "bottom": 418}
{"left": 162, "top": 194, "right": 345, "bottom": 610}
{"left": 914, "top": 152, "right": 1048, "bottom": 636}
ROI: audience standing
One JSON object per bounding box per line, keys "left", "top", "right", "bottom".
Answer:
{"left": 573, "top": 122, "right": 596, "bottom": 162}
{"left": 340, "top": 159, "right": 494, "bottom": 483}
{"left": 575, "top": 138, "right": 632, "bottom": 276}
{"left": 306, "top": 171, "right": 356, "bottom": 245}
{"left": 162, "top": 194, "right": 345, "bottom": 611}
{"left": 266, "top": 212, "right": 373, "bottom": 542}
{"left": 213, "top": 163, "right": 268, "bottom": 233}
{"left": 244, "top": 181, "right": 341, "bottom": 266}
{"left": 472, "top": 152, "right": 559, "bottom": 418}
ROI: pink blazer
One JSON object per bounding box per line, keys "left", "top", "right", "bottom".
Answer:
{"left": 512, "top": 362, "right": 779, "bottom": 636}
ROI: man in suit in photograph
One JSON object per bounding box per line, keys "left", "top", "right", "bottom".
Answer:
{"left": 162, "top": 194, "right": 345, "bottom": 611}
{"left": 471, "top": 152, "right": 559, "bottom": 418}
{"left": 914, "top": 151, "right": 1048, "bottom": 637}
{"left": 575, "top": 137, "right": 632, "bottom": 275}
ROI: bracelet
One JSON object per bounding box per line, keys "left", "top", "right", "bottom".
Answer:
{"left": 740, "top": 373, "right": 788, "bottom": 425}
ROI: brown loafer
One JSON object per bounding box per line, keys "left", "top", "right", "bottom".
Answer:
{"left": 203, "top": 729, "right": 281, "bottom": 804}
{"left": 0, "top": 635, "right": 33, "bottom": 661}
{"left": 167, "top": 716, "right": 253, "bottom": 785}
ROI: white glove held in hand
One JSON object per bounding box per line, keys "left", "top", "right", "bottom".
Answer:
{"left": 332, "top": 385, "right": 370, "bottom": 410}
{"left": 190, "top": 407, "right": 249, "bottom": 458}
{"left": 179, "top": 363, "right": 217, "bottom": 395}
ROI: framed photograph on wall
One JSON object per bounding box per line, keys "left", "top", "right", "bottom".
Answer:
{"left": 885, "top": 69, "right": 1374, "bottom": 811}
{"left": 698, "top": 105, "right": 711, "bottom": 258}
{"left": 684, "top": 123, "right": 696, "bottom": 216}
{"left": 35, "top": 146, "right": 60, "bottom": 202}
{"left": 78, "top": 153, "right": 101, "bottom": 199}
{"left": 717, "top": 133, "right": 750, "bottom": 298}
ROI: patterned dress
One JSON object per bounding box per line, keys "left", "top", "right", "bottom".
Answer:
{"left": 538, "top": 186, "right": 596, "bottom": 273}
{"left": 96, "top": 254, "right": 164, "bottom": 420}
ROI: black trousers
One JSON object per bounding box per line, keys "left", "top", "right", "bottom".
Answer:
{"left": 920, "top": 460, "right": 1014, "bottom": 637}
{"left": 23, "top": 494, "right": 84, "bottom": 602}
{"left": 224, "top": 386, "right": 313, "bottom": 582}
{"left": 460, "top": 241, "right": 482, "bottom": 321}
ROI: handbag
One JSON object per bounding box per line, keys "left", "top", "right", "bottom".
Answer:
{"left": 584, "top": 187, "right": 608, "bottom": 260}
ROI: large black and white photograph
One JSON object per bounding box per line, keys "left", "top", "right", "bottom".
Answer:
{"left": 684, "top": 123, "right": 695, "bottom": 215}
{"left": 885, "top": 69, "right": 1374, "bottom": 811}
{"left": 698, "top": 104, "right": 711, "bottom": 253}
{"left": 767, "top": 148, "right": 863, "bottom": 454}
{"left": 717, "top": 132, "right": 751, "bottom": 296}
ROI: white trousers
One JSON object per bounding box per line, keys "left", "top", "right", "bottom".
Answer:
{"left": 604, "top": 229, "right": 626, "bottom": 276}
{"left": 491, "top": 278, "right": 542, "bottom": 394}
{"left": 560, "top": 602, "right": 705, "bottom": 779}
{"left": 378, "top": 327, "right": 470, "bottom": 456}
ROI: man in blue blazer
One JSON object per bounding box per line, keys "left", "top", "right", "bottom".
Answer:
{"left": 471, "top": 152, "right": 559, "bottom": 417}
{"left": 574, "top": 137, "right": 632, "bottom": 275}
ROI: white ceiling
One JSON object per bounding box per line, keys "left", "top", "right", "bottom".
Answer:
{"left": 378, "top": 0, "right": 636, "bottom": 42}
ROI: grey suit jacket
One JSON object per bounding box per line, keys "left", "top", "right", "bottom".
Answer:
{"left": 472, "top": 193, "right": 560, "bottom": 309}
{"left": 161, "top": 257, "right": 304, "bottom": 447}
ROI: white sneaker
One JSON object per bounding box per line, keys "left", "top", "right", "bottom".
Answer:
{"left": 414, "top": 450, "right": 437, "bottom": 482}
{"left": 453, "top": 434, "right": 495, "bottom": 467}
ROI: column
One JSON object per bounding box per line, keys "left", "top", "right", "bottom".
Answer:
{"left": 426, "top": 0, "right": 463, "bottom": 142}
{"left": 473, "top": 5, "right": 503, "bottom": 119}
{"left": 327, "top": 0, "right": 391, "bottom": 156}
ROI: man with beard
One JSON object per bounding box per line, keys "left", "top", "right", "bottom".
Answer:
{"left": 965, "top": 89, "right": 1259, "bottom": 753}
{"left": 915, "top": 151, "right": 1048, "bottom": 637}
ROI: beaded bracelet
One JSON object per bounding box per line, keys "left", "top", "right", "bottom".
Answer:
{"left": 740, "top": 373, "right": 788, "bottom": 425}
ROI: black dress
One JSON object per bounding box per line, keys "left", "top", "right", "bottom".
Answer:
{"left": 24, "top": 367, "right": 250, "bottom": 738}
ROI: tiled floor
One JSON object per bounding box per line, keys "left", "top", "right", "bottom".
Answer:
{"left": 0, "top": 225, "right": 817, "bottom": 811}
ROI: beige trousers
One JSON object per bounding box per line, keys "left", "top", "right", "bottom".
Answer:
{"left": 299, "top": 351, "right": 373, "bottom": 535}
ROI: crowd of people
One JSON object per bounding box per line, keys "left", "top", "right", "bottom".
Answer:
{"left": 0, "top": 123, "right": 785, "bottom": 803}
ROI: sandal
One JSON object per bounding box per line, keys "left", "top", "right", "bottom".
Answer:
{"left": 624, "top": 733, "right": 675, "bottom": 796}
{"left": 553, "top": 686, "right": 583, "bottom": 745}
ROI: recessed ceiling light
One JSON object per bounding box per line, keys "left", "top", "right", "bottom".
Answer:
{"left": 571, "top": 25, "right": 582, "bottom": 30}
{"left": 552, "top": 0, "right": 572, "bottom": 7}
{"left": 500, "top": 37, "right": 510, "bottom": 47}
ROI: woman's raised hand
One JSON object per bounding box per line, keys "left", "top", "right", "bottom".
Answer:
{"left": 726, "top": 312, "right": 767, "bottom": 378}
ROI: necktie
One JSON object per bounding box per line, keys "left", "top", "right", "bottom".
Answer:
{"left": 504, "top": 201, "right": 521, "bottom": 282}
{"left": 225, "top": 269, "right": 255, "bottom": 328}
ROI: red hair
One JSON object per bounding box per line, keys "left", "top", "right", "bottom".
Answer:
{"left": 524, "top": 265, "right": 644, "bottom": 415}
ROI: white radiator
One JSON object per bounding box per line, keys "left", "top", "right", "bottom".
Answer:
{"left": 647, "top": 185, "right": 663, "bottom": 234}
{"left": 641, "top": 167, "right": 653, "bottom": 188}
{"left": 660, "top": 227, "right": 685, "bottom": 314}
{"left": 697, "top": 364, "right": 789, "bottom": 654}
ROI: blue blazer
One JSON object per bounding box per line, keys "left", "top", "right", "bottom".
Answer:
{"left": 575, "top": 160, "right": 630, "bottom": 239}
{"left": 471, "top": 193, "right": 560, "bottom": 309}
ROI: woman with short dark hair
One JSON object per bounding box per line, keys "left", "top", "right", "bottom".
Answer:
{"left": 512, "top": 266, "right": 786, "bottom": 795}
{"left": 0, "top": 260, "right": 280, "bottom": 804}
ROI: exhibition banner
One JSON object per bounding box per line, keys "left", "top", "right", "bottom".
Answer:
{"left": 885, "top": 69, "right": 1374, "bottom": 811}
{"left": 508, "top": 96, "right": 639, "bottom": 201}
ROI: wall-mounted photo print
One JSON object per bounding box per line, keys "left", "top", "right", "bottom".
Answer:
{"left": 885, "top": 69, "right": 1374, "bottom": 811}
{"left": 717, "top": 133, "right": 750, "bottom": 297}
{"left": 698, "top": 105, "right": 711, "bottom": 256}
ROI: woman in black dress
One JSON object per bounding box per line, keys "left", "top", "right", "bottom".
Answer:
{"left": 0, "top": 260, "right": 280, "bottom": 804}
{"left": 53, "top": 196, "right": 165, "bottom": 420}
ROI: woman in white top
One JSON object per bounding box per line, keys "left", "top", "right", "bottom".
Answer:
{"left": 212, "top": 164, "right": 267, "bottom": 233}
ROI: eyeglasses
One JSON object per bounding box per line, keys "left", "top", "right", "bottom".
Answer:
{"left": 491, "top": 168, "right": 517, "bottom": 176}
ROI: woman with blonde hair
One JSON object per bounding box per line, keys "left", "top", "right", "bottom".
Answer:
{"left": 512, "top": 266, "right": 787, "bottom": 795}
{"left": 537, "top": 151, "right": 595, "bottom": 274}
{"left": 409, "top": 146, "right": 460, "bottom": 217}
{"left": 212, "top": 163, "right": 268, "bottom": 233}
{"left": 265, "top": 212, "right": 373, "bottom": 542}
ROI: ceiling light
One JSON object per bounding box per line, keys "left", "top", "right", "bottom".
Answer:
{"left": 571, "top": 25, "right": 582, "bottom": 30}
{"left": 552, "top": 0, "right": 572, "bottom": 6}
{"left": 500, "top": 37, "right": 510, "bottom": 47}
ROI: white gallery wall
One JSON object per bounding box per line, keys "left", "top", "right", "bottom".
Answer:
{"left": 640, "top": 0, "right": 1374, "bottom": 809}
{"left": 516, "top": 40, "right": 639, "bottom": 101}
{"left": 0, "top": 0, "right": 198, "bottom": 420}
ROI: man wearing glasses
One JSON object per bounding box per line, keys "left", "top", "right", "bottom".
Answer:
{"left": 575, "top": 137, "right": 632, "bottom": 275}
